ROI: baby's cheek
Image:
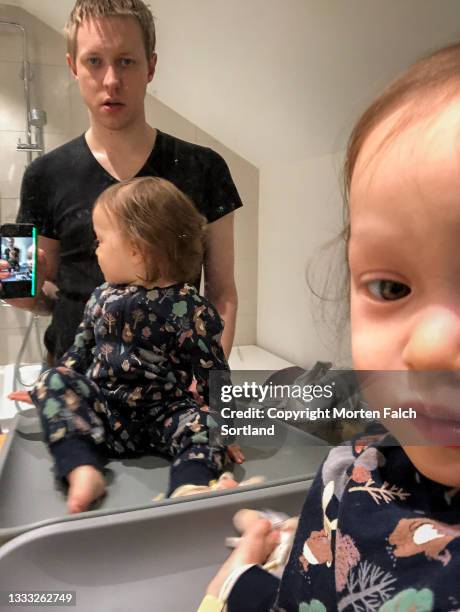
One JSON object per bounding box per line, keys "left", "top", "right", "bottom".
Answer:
{"left": 351, "top": 326, "right": 378, "bottom": 370}
{"left": 352, "top": 320, "right": 398, "bottom": 371}
{"left": 404, "top": 445, "right": 460, "bottom": 488}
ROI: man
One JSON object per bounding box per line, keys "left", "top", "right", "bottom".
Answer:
{"left": 4, "top": 238, "right": 20, "bottom": 272}
{"left": 3, "top": 0, "right": 245, "bottom": 488}
{"left": 2, "top": 0, "right": 241, "bottom": 362}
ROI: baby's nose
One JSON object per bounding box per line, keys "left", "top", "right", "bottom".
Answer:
{"left": 402, "top": 306, "right": 460, "bottom": 370}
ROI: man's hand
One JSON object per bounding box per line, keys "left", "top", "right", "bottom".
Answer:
{"left": 0, "top": 259, "right": 9, "bottom": 279}
{"left": 1, "top": 248, "right": 50, "bottom": 312}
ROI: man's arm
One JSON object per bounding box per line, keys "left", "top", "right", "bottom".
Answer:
{"left": 203, "top": 213, "right": 238, "bottom": 359}
{"left": 1, "top": 235, "right": 60, "bottom": 315}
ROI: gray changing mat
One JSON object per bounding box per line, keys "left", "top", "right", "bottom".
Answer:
{"left": 0, "top": 479, "right": 311, "bottom": 612}
{"left": 0, "top": 408, "right": 328, "bottom": 543}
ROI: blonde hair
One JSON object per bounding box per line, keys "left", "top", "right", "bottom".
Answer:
{"left": 65, "top": 0, "right": 156, "bottom": 62}
{"left": 95, "top": 177, "right": 206, "bottom": 284}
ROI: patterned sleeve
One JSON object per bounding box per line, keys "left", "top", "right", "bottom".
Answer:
{"left": 56, "top": 290, "right": 97, "bottom": 374}
{"left": 226, "top": 457, "right": 341, "bottom": 611}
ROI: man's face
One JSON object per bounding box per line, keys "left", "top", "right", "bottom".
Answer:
{"left": 68, "top": 16, "right": 156, "bottom": 131}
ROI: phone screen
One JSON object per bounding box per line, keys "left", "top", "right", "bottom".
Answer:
{"left": 0, "top": 224, "right": 37, "bottom": 299}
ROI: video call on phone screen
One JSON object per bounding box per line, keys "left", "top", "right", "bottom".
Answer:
{"left": 1, "top": 234, "right": 36, "bottom": 298}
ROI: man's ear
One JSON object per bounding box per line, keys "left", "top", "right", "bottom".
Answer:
{"left": 66, "top": 53, "right": 78, "bottom": 80}
{"left": 147, "top": 53, "right": 157, "bottom": 83}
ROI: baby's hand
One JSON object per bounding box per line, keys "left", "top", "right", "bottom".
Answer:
{"left": 8, "top": 390, "right": 33, "bottom": 405}
{"left": 206, "top": 519, "right": 280, "bottom": 597}
{"left": 188, "top": 378, "right": 204, "bottom": 404}
{"left": 227, "top": 443, "right": 245, "bottom": 464}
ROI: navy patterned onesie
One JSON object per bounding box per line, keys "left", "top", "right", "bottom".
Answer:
{"left": 227, "top": 431, "right": 460, "bottom": 611}
{"left": 31, "top": 282, "right": 230, "bottom": 495}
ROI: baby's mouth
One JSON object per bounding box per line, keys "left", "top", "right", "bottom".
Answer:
{"left": 402, "top": 401, "right": 460, "bottom": 446}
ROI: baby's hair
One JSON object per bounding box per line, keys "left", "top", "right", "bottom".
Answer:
{"left": 310, "top": 41, "right": 460, "bottom": 354}
{"left": 65, "top": 0, "right": 156, "bottom": 62}
{"left": 95, "top": 176, "right": 206, "bottom": 284}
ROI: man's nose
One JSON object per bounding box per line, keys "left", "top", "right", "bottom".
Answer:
{"left": 402, "top": 306, "right": 460, "bottom": 370}
{"left": 103, "top": 64, "right": 122, "bottom": 90}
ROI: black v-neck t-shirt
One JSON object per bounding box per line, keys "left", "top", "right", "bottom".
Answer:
{"left": 17, "top": 131, "right": 243, "bottom": 360}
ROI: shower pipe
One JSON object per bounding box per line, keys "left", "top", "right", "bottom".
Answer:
{"left": 0, "top": 20, "right": 33, "bottom": 162}
{"left": 0, "top": 19, "right": 46, "bottom": 406}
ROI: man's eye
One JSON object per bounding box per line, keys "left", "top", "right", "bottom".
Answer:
{"left": 88, "top": 57, "right": 101, "bottom": 66}
{"left": 120, "top": 58, "right": 135, "bottom": 66}
{"left": 367, "top": 280, "right": 411, "bottom": 301}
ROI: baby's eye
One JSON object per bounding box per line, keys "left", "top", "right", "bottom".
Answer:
{"left": 367, "top": 280, "right": 411, "bottom": 301}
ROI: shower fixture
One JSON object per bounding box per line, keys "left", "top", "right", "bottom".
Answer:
{"left": 0, "top": 18, "right": 47, "bottom": 399}
{"left": 0, "top": 20, "right": 47, "bottom": 160}
{"left": 17, "top": 107, "right": 47, "bottom": 154}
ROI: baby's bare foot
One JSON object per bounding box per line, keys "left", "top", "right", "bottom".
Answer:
{"left": 66, "top": 465, "right": 106, "bottom": 514}
{"left": 214, "top": 472, "right": 239, "bottom": 490}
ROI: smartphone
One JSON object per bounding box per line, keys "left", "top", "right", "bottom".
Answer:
{"left": 0, "top": 224, "right": 37, "bottom": 299}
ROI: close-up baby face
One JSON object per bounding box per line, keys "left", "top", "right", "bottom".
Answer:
{"left": 348, "top": 100, "right": 460, "bottom": 486}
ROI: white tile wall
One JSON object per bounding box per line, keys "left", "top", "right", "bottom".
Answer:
{"left": 0, "top": 61, "right": 27, "bottom": 131}
{"left": 0, "top": 303, "right": 31, "bottom": 328}
{"left": 0, "top": 132, "right": 27, "bottom": 199}
{"left": 2, "top": 324, "right": 46, "bottom": 365}
{"left": 0, "top": 197, "right": 19, "bottom": 225}
{"left": 0, "top": 18, "right": 25, "bottom": 63}
{"left": 44, "top": 132, "right": 75, "bottom": 153}
{"left": 0, "top": 5, "right": 259, "bottom": 364}
{"left": 68, "top": 79, "right": 89, "bottom": 138}
{"left": 0, "top": 5, "right": 66, "bottom": 67}
{"left": 30, "top": 63, "right": 72, "bottom": 134}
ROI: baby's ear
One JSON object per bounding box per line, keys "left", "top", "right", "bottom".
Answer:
{"left": 130, "top": 243, "right": 144, "bottom": 264}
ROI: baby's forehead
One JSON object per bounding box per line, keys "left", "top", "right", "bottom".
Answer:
{"left": 351, "top": 100, "right": 460, "bottom": 195}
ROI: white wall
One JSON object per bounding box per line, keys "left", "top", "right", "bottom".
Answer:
{"left": 258, "top": 153, "right": 349, "bottom": 366}
{"left": 256, "top": 2, "right": 460, "bottom": 368}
